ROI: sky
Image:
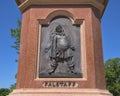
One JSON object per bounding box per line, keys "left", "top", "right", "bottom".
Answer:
{"left": 0, "top": 0, "right": 120, "bottom": 88}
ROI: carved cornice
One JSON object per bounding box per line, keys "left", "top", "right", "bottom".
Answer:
{"left": 16, "top": 0, "right": 108, "bottom": 17}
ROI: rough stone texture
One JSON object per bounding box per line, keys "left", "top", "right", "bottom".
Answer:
{"left": 9, "top": 89, "right": 112, "bottom": 96}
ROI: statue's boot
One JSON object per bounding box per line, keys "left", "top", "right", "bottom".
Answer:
{"left": 69, "top": 66, "right": 77, "bottom": 74}
{"left": 48, "top": 65, "right": 57, "bottom": 75}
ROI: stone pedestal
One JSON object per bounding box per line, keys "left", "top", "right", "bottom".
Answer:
{"left": 9, "top": 89, "right": 112, "bottom": 96}
{"left": 9, "top": 0, "right": 112, "bottom": 96}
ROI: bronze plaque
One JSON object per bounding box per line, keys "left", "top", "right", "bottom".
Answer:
{"left": 39, "top": 16, "right": 82, "bottom": 78}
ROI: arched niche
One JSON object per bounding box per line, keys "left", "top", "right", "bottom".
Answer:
{"left": 38, "top": 10, "right": 83, "bottom": 25}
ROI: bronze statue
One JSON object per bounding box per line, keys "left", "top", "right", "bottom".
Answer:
{"left": 44, "top": 25, "right": 76, "bottom": 75}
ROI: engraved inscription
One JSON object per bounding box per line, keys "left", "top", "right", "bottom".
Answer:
{"left": 42, "top": 81, "right": 78, "bottom": 88}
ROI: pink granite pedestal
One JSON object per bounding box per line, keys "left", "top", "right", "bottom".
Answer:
{"left": 9, "top": 0, "right": 112, "bottom": 96}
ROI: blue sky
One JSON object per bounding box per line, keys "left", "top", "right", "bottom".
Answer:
{"left": 0, "top": 0, "right": 120, "bottom": 88}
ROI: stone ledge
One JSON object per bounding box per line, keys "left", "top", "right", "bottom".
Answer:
{"left": 9, "top": 88, "right": 112, "bottom": 96}
{"left": 16, "top": 0, "right": 108, "bottom": 17}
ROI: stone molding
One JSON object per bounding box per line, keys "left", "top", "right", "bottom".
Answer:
{"left": 38, "top": 10, "right": 83, "bottom": 24}
{"left": 9, "top": 88, "right": 112, "bottom": 96}
{"left": 17, "top": 0, "right": 108, "bottom": 17}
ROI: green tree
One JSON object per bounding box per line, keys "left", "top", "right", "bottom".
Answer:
{"left": 0, "top": 88, "right": 10, "bottom": 96}
{"left": 10, "top": 19, "right": 21, "bottom": 55}
{"left": 0, "top": 19, "right": 21, "bottom": 96}
{"left": 9, "top": 19, "right": 21, "bottom": 91}
{"left": 9, "top": 83, "right": 16, "bottom": 92}
{"left": 105, "top": 58, "right": 120, "bottom": 96}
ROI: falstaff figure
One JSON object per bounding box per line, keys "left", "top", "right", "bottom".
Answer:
{"left": 44, "top": 25, "right": 76, "bottom": 75}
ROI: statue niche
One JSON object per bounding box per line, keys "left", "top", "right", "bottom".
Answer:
{"left": 39, "top": 16, "right": 82, "bottom": 78}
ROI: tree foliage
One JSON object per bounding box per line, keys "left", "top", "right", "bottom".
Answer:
{"left": 10, "top": 19, "right": 21, "bottom": 55}
{"left": 0, "top": 83, "right": 16, "bottom": 96}
{"left": 0, "top": 88, "right": 10, "bottom": 96}
{"left": 0, "top": 19, "right": 21, "bottom": 96}
{"left": 9, "top": 83, "right": 16, "bottom": 92}
{"left": 1, "top": 19, "right": 22, "bottom": 95}
{"left": 105, "top": 58, "right": 120, "bottom": 96}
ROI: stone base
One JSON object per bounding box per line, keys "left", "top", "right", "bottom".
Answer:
{"left": 8, "top": 88, "right": 112, "bottom": 96}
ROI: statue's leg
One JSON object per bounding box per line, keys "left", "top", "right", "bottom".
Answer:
{"left": 67, "top": 57, "right": 77, "bottom": 74}
{"left": 48, "top": 58, "right": 58, "bottom": 75}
